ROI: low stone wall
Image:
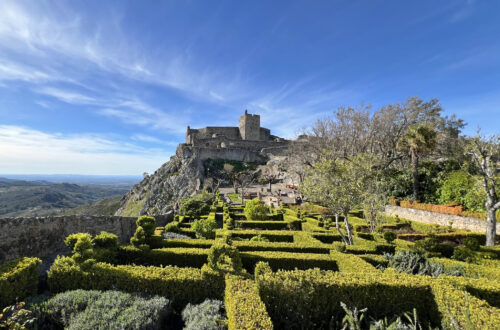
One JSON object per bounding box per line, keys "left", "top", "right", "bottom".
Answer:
{"left": 384, "top": 205, "right": 499, "bottom": 234}
{"left": 0, "top": 213, "right": 172, "bottom": 264}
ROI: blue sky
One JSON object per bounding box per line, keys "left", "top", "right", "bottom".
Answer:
{"left": 0, "top": 0, "right": 499, "bottom": 175}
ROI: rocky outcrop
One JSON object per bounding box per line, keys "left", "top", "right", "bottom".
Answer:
{"left": 115, "top": 146, "right": 206, "bottom": 216}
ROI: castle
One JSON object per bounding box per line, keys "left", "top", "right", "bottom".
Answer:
{"left": 180, "top": 110, "right": 289, "bottom": 162}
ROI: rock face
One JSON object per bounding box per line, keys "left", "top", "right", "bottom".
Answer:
{"left": 115, "top": 146, "right": 205, "bottom": 216}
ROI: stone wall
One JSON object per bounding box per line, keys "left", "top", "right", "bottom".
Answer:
{"left": 384, "top": 205, "right": 499, "bottom": 234}
{"left": 0, "top": 214, "right": 172, "bottom": 264}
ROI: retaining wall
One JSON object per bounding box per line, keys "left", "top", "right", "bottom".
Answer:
{"left": 0, "top": 213, "right": 172, "bottom": 264}
{"left": 384, "top": 205, "right": 499, "bottom": 234}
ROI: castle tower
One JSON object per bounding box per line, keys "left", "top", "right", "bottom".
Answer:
{"left": 238, "top": 110, "right": 261, "bottom": 141}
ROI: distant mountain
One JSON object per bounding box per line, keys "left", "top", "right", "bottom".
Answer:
{"left": 0, "top": 174, "right": 141, "bottom": 188}
{"left": 0, "top": 178, "right": 132, "bottom": 218}
{"left": 63, "top": 195, "right": 124, "bottom": 216}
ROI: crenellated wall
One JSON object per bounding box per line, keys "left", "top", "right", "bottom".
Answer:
{"left": 0, "top": 214, "right": 172, "bottom": 264}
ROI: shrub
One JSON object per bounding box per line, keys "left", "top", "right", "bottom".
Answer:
{"left": 118, "top": 246, "right": 209, "bottom": 268}
{"left": 452, "top": 247, "right": 477, "bottom": 263}
{"left": 438, "top": 170, "right": 475, "bottom": 207}
{"left": 136, "top": 215, "right": 156, "bottom": 236}
{"left": 244, "top": 198, "right": 268, "bottom": 220}
{"left": 332, "top": 242, "right": 346, "bottom": 253}
{"left": 130, "top": 216, "right": 158, "bottom": 248}
{"left": 47, "top": 256, "right": 224, "bottom": 308}
{"left": 180, "top": 193, "right": 212, "bottom": 218}
{"left": 383, "top": 231, "right": 397, "bottom": 244}
{"left": 237, "top": 220, "right": 288, "bottom": 230}
{"left": 163, "top": 232, "right": 191, "bottom": 240}
{"left": 92, "top": 232, "right": 118, "bottom": 249}
{"left": 208, "top": 243, "right": 243, "bottom": 274}
{"left": 0, "top": 257, "right": 41, "bottom": 308}
{"left": 463, "top": 237, "right": 480, "bottom": 251}
{"left": 384, "top": 251, "right": 460, "bottom": 278}
{"left": 31, "top": 289, "right": 170, "bottom": 329}
{"left": 225, "top": 275, "right": 273, "bottom": 330}
{"left": 164, "top": 221, "right": 180, "bottom": 233}
{"left": 250, "top": 234, "right": 270, "bottom": 242}
{"left": 192, "top": 217, "right": 217, "bottom": 239}
{"left": 182, "top": 299, "right": 226, "bottom": 330}
{"left": 240, "top": 251, "right": 338, "bottom": 273}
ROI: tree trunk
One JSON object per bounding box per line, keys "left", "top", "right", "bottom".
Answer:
{"left": 334, "top": 213, "right": 349, "bottom": 245}
{"left": 411, "top": 147, "right": 419, "bottom": 201}
{"left": 343, "top": 211, "right": 353, "bottom": 245}
{"left": 485, "top": 208, "right": 497, "bottom": 246}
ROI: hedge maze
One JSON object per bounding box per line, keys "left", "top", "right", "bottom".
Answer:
{"left": 2, "top": 194, "right": 500, "bottom": 329}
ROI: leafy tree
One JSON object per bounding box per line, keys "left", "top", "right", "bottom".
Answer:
{"left": 466, "top": 134, "right": 500, "bottom": 246}
{"left": 439, "top": 170, "right": 475, "bottom": 206}
{"left": 397, "top": 124, "right": 437, "bottom": 201}
{"left": 244, "top": 198, "right": 268, "bottom": 220}
{"left": 180, "top": 192, "right": 212, "bottom": 218}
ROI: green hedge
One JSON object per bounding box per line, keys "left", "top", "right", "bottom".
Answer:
{"left": 162, "top": 239, "right": 214, "bottom": 249}
{"left": 222, "top": 230, "right": 294, "bottom": 242}
{"left": 47, "top": 256, "right": 223, "bottom": 308}
{"left": 118, "top": 246, "right": 208, "bottom": 268}
{"left": 234, "top": 241, "right": 331, "bottom": 254}
{"left": 329, "top": 251, "right": 381, "bottom": 274}
{"left": 256, "top": 268, "right": 440, "bottom": 329}
{"left": 358, "top": 254, "right": 389, "bottom": 268}
{"left": 312, "top": 233, "right": 343, "bottom": 244}
{"left": 237, "top": 221, "right": 289, "bottom": 230}
{"left": 240, "top": 251, "right": 338, "bottom": 273}
{"left": 440, "top": 275, "right": 500, "bottom": 308}
{"left": 224, "top": 275, "right": 274, "bottom": 330}
{"left": 0, "top": 257, "right": 41, "bottom": 308}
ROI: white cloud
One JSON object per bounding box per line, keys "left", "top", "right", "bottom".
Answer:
{"left": 0, "top": 125, "right": 171, "bottom": 175}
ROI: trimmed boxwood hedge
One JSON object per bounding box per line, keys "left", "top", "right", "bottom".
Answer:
{"left": 47, "top": 256, "right": 223, "bottom": 308}
{"left": 240, "top": 251, "right": 338, "bottom": 273}
{"left": 329, "top": 251, "right": 381, "bottom": 274}
{"left": 222, "top": 230, "right": 294, "bottom": 242}
{"left": 256, "top": 267, "right": 500, "bottom": 329}
{"left": 162, "top": 239, "right": 215, "bottom": 249}
{"left": 234, "top": 241, "right": 331, "bottom": 254}
{"left": 0, "top": 257, "right": 41, "bottom": 308}
{"left": 118, "top": 246, "right": 209, "bottom": 268}
{"left": 225, "top": 275, "right": 273, "bottom": 330}
{"left": 312, "top": 233, "right": 343, "bottom": 244}
{"left": 237, "top": 221, "right": 289, "bottom": 230}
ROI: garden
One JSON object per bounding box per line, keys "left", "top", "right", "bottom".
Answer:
{"left": 1, "top": 191, "right": 499, "bottom": 330}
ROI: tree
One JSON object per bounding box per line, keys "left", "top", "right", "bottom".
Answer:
{"left": 467, "top": 134, "right": 500, "bottom": 246}
{"left": 301, "top": 155, "right": 375, "bottom": 245}
{"left": 244, "top": 198, "right": 268, "bottom": 220}
{"left": 397, "top": 124, "right": 437, "bottom": 201}
{"left": 258, "top": 165, "right": 280, "bottom": 192}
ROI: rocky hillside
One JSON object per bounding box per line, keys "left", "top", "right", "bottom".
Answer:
{"left": 115, "top": 147, "right": 206, "bottom": 216}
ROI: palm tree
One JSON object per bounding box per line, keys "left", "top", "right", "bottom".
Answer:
{"left": 397, "top": 124, "right": 437, "bottom": 201}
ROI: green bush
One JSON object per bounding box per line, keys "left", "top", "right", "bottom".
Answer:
{"left": 438, "top": 170, "right": 475, "bottom": 207}
{"left": 208, "top": 243, "right": 243, "bottom": 274}
{"left": 31, "top": 289, "right": 170, "bottom": 329}
{"left": 237, "top": 220, "right": 288, "bottom": 230}
{"left": 130, "top": 216, "right": 158, "bottom": 248}
{"left": 383, "top": 231, "right": 397, "bottom": 244}
{"left": 180, "top": 192, "right": 212, "bottom": 218}
{"left": 92, "top": 231, "right": 118, "bottom": 249}
{"left": 118, "top": 245, "right": 209, "bottom": 268}
{"left": 182, "top": 299, "right": 226, "bottom": 330}
{"left": 225, "top": 275, "right": 274, "bottom": 330}
{"left": 192, "top": 217, "right": 217, "bottom": 239}
{"left": 164, "top": 221, "right": 180, "bottom": 233}
{"left": 47, "top": 256, "right": 224, "bottom": 308}
{"left": 0, "top": 257, "right": 41, "bottom": 308}
{"left": 250, "top": 234, "right": 270, "bottom": 242}
{"left": 463, "top": 237, "right": 480, "bottom": 251}
{"left": 234, "top": 241, "right": 331, "bottom": 254}
{"left": 240, "top": 251, "right": 338, "bottom": 273}
{"left": 452, "top": 246, "right": 477, "bottom": 263}
{"left": 244, "top": 198, "right": 268, "bottom": 220}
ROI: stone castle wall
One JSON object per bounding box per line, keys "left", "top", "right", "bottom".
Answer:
{"left": 0, "top": 214, "right": 172, "bottom": 264}
{"left": 384, "top": 205, "right": 499, "bottom": 234}
{"left": 239, "top": 112, "right": 260, "bottom": 141}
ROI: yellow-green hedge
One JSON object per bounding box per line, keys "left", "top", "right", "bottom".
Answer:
{"left": 219, "top": 230, "right": 294, "bottom": 242}
{"left": 256, "top": 267, "right": 500, "bottom": 329}
{"left": 118, "top": 245, "right": 209, "bottom": 268}
{"left": 432, "top": 257, "right": 500, "bottom": 281}
{"left": 234, "top": 241, "right": 331, "bottom": 254}
{"left": 329, "top": 251, "right": 381, "bottom": 273}
{"left": 47, "top": 256, "right": 223, "bottom": 308}
{"left": 225, "top": 275, "right": 273, "bottom": 330}
{"left": 162, "top": 239, "right": 215, "bottom": 249}
{"left": 236, "top": 220, "right": 289, "bottom": 230}
{"left": 0, "top": 257, "right": 41, "bottom": 308}
{"left": 240, "top": 251, "right": 338, "bottom": 273}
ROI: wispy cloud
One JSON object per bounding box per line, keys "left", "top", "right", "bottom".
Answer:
{"left": 0, "top": 125, "right": 169, "bottom": 175}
